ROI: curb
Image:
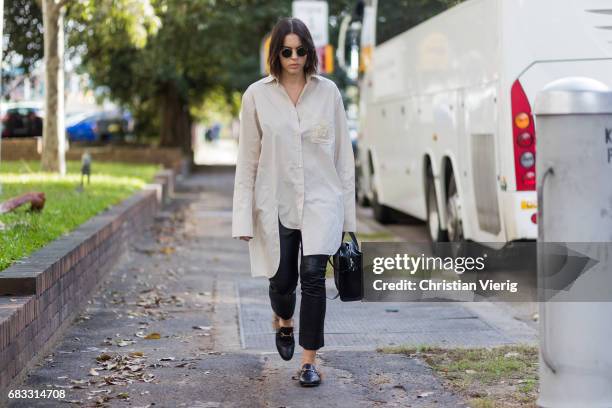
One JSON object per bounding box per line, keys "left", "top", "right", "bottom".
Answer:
{"left": 0, "top": 168, "right": 177, "bottom": 401}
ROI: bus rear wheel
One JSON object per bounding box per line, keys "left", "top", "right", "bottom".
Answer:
{"left": 356, "top": 162, "right": 370, "bottom": 207}
{"left": 426, "top": 171, "right": 447, "bottom": 243}
{"left": 446, "top": 173, "right": 464, "bottom": 242}
{"left": 446, "top": 172, "right": 469, "bottom": 258}
{"left": 371, "top": 181, "right": 393, "bottom": 224}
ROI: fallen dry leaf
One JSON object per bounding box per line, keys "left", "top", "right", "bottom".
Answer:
{"left": 96, "top": 353, "right": 113, "bottom": 362}
{"left": 160, "top": 246, "right": 175, "bottom": 255}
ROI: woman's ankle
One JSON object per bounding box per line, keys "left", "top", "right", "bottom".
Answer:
{"left": 279, "top": 317, "right": 293, "bottom": 328}
{"left": 301, "top": 349, "right": 317, "bottom": 367}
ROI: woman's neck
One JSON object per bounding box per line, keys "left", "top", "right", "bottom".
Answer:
{"left": 280, "top": 71, "right": 306, "bottom": 87}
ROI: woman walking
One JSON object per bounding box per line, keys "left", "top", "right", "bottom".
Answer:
{"left": 232, "top": 17, "right": 356, "bottom": 387}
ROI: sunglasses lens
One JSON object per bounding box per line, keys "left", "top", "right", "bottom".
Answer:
{"left": 281, "top": 47, "right": 307, "bottom": 58}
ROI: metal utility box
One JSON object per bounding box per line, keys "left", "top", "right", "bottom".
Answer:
{"left": 535, "top": 77, "right": 612, "bottom": 407}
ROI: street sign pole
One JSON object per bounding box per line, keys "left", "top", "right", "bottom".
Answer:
{"left": 292, "top": 1, "right": 331, "bottom": 74}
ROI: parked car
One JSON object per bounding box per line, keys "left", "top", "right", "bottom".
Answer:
{"left": 65, "top": 112, "right": 97, "bottom": 142}
{"left": 66, "top": 110, "right": 129, "bottom": 143}
{"left": 1, "top": 106, "right": 43, "bottom": 138}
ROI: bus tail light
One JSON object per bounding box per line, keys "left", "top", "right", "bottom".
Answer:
{"left": 523, "top": 171, "right": 536, "bottom": 188}
{"left": 511, "top": 80, "right": 536, "bottom": 191}
{"left": 516, "top": 132, "right": 533, "bottom": 147}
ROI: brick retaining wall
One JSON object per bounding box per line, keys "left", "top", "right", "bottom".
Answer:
{"left": 0, "top": 170, "right": 175, "bottom": 400}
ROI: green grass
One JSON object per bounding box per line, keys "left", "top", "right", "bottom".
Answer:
{"left": 355, "top": 231, "right": 395, "bottom": 241}
{"left": 379, "top": 344, "right": 539, "bottom": 407}
{"left": 0, "top": 160, "right": 162, "bottom": 272}
{"left": 325, "top": 260, "right": 333, "bottom": 278}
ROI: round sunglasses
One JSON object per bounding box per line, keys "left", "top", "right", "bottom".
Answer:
{"left": 280, "top": 46, "right": 308, "bottom": 58}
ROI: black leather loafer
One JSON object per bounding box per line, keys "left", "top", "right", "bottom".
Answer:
{"left": 299, "top": 363, "right": 321, "bottom": 387}
{"left": 275, "top": 326, "right": 295, "bottom": 361}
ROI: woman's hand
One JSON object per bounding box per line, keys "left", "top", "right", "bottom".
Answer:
{"left": 239, "top": 236, "right": 253, "bottom": 242}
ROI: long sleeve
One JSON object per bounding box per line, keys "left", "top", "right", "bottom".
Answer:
{"left": 333, "top": 87, "right": 357, "bottom": 233}
{"left": 232, "top": 87, "right": 262, "bottom": 238}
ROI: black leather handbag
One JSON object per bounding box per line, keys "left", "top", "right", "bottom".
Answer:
{"left": 328, "top": 231, "right": 363, "bottom": 301}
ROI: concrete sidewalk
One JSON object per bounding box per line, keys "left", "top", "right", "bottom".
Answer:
{"left": 9, "top": 166, "right": 535, "bottom": 407}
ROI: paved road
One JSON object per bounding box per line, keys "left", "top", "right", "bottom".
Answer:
{"left": 9, "top": 166, "right": 535, "bottom": 407}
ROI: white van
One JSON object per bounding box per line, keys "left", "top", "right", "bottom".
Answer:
{"left": 339, "top": 0, "right": 612, "bottom": 245}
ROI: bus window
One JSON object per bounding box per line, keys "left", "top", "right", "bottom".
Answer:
{"left": 375, "top": 0, "right": 466, "bottom": 46}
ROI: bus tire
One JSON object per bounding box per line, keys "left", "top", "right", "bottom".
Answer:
{"left": 446, "top": 172, "right": 469, "bottom": 258}
{"left": 426, "top": 170, "right": 447, "bottom": 243}
{"left": 372, "top": 183, "right": 393, "bottom": 224}
{"left": 356, "top": 162, "right": 370, "bottom": 207}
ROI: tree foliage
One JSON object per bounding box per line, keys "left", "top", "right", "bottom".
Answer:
{"left": 2, "top": 0, "right": 465, "bottom": 152}
{"left": 2, "top": 0, "right": 44, "bottom": 87}
{"left": 376, "top": 0, "right": 466, "bottom": 45}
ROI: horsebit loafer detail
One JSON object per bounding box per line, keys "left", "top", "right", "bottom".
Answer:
{"left": 299, "top": 363, "right": 321, "bottom": 387}
{"left": 275, "top": 326, "right": 295, "bottom": 361}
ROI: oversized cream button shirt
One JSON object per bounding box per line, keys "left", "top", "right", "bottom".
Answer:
{"left": 231, "top": 73, "right": 357, "bottom": 278}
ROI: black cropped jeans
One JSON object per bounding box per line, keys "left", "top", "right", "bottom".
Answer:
{"left": 268, "top": 217, "right": 328, "bottom": 350}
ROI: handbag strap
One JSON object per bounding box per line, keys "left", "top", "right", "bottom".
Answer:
{"left": 347, "top": 231, "right": 359, "bottom": 249}
{"left": 325, "top": 231, "right": 357, "bottom": 270}
{"left": 340, "top": 231, "right": 359, "bottom": 243}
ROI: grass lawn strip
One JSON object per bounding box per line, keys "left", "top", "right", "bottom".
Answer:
{"left": 0, "top": 160, "right": 161, "bottom": 272}
{"left": 379, "top": 344, "right": 538, "bottom": 407}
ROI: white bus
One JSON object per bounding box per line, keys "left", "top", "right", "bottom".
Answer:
{"left": 339, "top": 0, "right": 612, "bottom": 245}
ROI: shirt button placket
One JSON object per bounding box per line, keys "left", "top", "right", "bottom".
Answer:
{"left": 279, "top": 80, "right": 309, "bottom": 230}
{"left": 296, "top": 131, "right": 302, "bottom": 168}
{"left": 296, "top": 108, "right": 304, "bottom": 223}
{"left": 295, "top": 130, "right": 301, "bottom": 217}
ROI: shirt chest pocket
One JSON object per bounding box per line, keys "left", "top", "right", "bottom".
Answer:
{"left": 306, "top": 120, "right": 334, "bottom": 145}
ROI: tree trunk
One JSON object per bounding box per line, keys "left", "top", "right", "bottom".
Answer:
{"left": 0, "top": 0, "right": 4, "bottom": 195}
{"left": 41, "top": 0, "right": 66, "bottom": 174}
{"left": 159, "top": 82, "right": 194, "bottom": 167}
{"left": 177, "top": 102, "right": 194, "bottom": 167}
{"left": 158, "top": 81, "right": 180, "bottom": 147}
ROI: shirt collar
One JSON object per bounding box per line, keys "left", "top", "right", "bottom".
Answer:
{"left": 263, "top": 72, "right": 322, "bottom": 87}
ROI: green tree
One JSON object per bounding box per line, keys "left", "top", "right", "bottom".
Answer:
{"left": 0, "top": 0, "right": 4, "bottom": 196}
{"left": 67, "top": 0, "right": 293, "bottom": 162}
{"left": 39, "top": 0, "right": 70, "bottom": 174}
{"left": 375, "top": 0, "right": 465, "bottom": 45}
{"left": 3, "top": 0, "right": 384, "bottom": 164}
{"left": 2, "top": 0, "right": 159, "bottom": 174}
{"left": 2, "top": 0, "right": 43, "bottom": 81}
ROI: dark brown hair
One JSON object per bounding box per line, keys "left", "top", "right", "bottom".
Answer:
{"left": 268, "top": 18, "right": 318, "bottom": 79}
